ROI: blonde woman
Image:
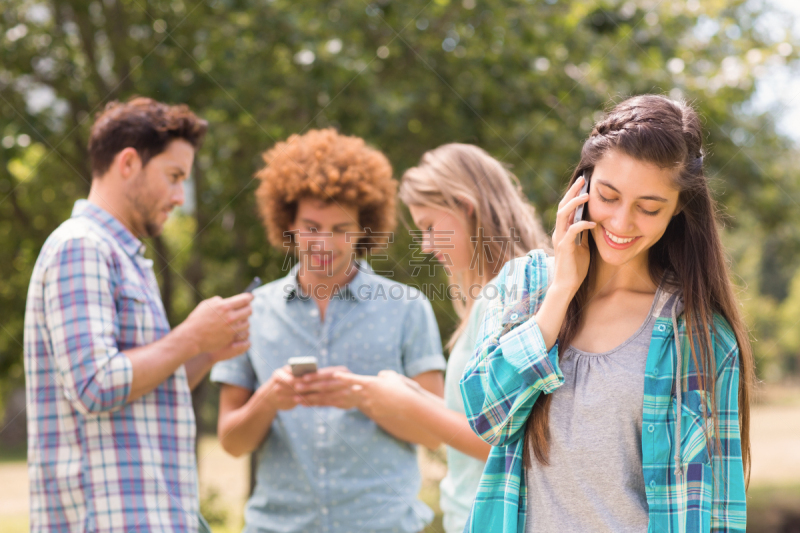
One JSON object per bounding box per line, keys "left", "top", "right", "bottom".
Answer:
{"left": 336, "top": 144, "right": 550, "bottom": 533}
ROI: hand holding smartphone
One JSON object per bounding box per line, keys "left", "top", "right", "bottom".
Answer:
{"left": 244, "top": 277, "right": 262, "bottom": 294}
{"left": 288, "top": 356, "right": 318, "bottom": 377}
{"left": 573, "top": 174, "right": 590, "bottom": 246}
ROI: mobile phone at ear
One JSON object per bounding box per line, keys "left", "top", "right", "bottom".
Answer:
{"left": 288, "top": 356, "right": 318, "bottom": 377}
{"left": 573, "top": 175, "right": 590, "bottom": 245}
{"left": 244, "top": 277, "right": 262, "bottom": 294}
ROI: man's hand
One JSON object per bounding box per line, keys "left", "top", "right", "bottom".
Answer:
{"left": 179, "top": 293, "right": 253, "bottom": 357}
{"left": 253, "top": 366, "right": 303, "bottom": 411}
{"left": 207, "top": 336, "right": 251, "bottom": 365}
{"left": 292, "top": 366, "right": 358, "bottom": 409}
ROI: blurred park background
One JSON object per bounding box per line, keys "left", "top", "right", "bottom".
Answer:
{"left": 2, "top": 0, "right": 800, "bottom": 531}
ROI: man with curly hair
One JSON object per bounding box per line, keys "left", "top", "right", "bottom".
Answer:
{"left": 211, "top": 129, "right": 446, "bottom": 533}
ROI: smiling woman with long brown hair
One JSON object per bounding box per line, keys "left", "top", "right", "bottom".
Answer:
{"left": 461, "top": 94, "right": 754, "bottom": 533}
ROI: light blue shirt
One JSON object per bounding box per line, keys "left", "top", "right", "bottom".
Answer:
{"left": 210, "top": 262, "right": 446, "bottom": 533}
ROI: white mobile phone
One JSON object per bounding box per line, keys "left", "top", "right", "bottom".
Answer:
{"left": 288, "top": 356, "right": 318, "bottom": 377}
{"left": 573, "top": 174, "right": 590, "bottom": 245}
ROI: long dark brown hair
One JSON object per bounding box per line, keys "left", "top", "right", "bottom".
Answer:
{"left": 523, "top": 95, "right": 754, "bottom": 487}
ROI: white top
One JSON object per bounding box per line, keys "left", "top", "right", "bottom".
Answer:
{"left": 439, "top": 280, "right": 497, "bottom": 533}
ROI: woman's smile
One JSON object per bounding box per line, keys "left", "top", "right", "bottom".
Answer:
{"left": 599, "top": 225, "right": 641, "bottom": 250}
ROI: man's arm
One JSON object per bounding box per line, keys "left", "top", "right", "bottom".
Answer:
{"left": 217, "top": 384, "right": 277, "bottom": 457}
{"left": 43, "top": 238, "right": 133, "bottom": 414}
{"left": 125, "top": 294, "right": 252, "bottom": 402}
{"left": 44, "top": 237, "right": 252, "bottom": 412}
{"left": 184, "top": 352, "right": 215, "bottom": 390}
{"left": 216, "top": 366, "right": 300, "bottom": 457}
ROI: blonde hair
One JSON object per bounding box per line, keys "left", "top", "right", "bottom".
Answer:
{"left": 400, "top": 143, "right": 550, "bottom": 348}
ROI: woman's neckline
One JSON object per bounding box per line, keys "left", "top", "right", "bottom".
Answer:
{"left": 567, "top": 282, "right": 663, "bottom": 358}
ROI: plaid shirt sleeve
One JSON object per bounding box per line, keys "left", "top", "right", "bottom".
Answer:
{"left": 710, "top": 315, "right": 747, "bottom": 532}
{"left": 43, "top": 237, "right": 133, "bottom": 414}
{"left": 460, "top": 251, "right": 564, "bottom": 448}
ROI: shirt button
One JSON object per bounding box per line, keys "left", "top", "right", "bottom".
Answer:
{"left": 510, "top": 313, "right": 519, "bottom": 320}
{"left": 649, "top": 480, "right": 656, "bottom": 488}
{"left": 648, "top": 425, "right": 655, "bottom": 433}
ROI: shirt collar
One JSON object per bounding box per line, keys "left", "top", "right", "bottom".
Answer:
{"left": 71, "top": 200, "right": 145, "bottom": 258}
{"left": 283, "top": 260, "right": 374, "bottom": 302}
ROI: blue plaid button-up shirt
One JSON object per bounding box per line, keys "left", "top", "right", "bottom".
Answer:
{"left": 24, "top": 200, "right": 199, "bottom": 532}
{"left": 460, "top": 250, "right": 746, "bottom": 533}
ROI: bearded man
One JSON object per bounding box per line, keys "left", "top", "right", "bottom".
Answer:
{"left": 24, "top": 97, "right": 253, "bottom": 533}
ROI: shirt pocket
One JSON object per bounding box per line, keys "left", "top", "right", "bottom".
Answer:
{"left": 675, "top": 390, "right": 715, "bottom": 529}
{"left": 115, "top": 283, "right": 152, "bottom": 348}
{"left": 676, "top": 389, "right": 715, "bottom": 465}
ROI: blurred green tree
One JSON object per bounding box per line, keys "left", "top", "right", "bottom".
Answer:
{"left": 1, "top": 0, "right": 799, "bottom": 424}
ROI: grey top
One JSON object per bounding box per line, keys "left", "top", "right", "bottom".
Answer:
{"left": 525, "top": 286, "right": 663, "bottom": 533}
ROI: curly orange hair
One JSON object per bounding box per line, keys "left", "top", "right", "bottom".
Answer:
{"left": 255, "top": 129, "right": 397, "bottom": 254}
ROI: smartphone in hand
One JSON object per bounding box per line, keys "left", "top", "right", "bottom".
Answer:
{"left": 288, "top": 356, "right": 318, "bottom": 377}
{"left": 244, "top": 277, "right": 262, "bottom": 294}
{"left": 573, "top": 175, "right": 590, "bottom": 245}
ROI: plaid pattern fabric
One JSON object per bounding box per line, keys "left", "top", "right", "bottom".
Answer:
{"left": 24, "top": 200, "right": 199, "bottom": 532}
{"left": 460, "top": 249, "right": 746, "bottom": 533}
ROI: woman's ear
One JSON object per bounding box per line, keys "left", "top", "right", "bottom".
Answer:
{"left": 455, "top": 196, "right": 475, "bottom": 218}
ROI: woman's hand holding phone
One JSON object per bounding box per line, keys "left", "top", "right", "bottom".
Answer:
{"left": 331, "top": 370, "right": 419, "bottom": 420}
{"left": 530, "top": 176, "right": 596, "bottom": 351}
{"left": 551, "top": 175, "right": 595, "bottom": 298}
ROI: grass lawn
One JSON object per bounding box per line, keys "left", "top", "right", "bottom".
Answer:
{"left": 1, "top": 514, "right": 28, "bottom": 532}
{"left": 746, "top": 483, "right": 800, "bottom": 531}
{"left": 419, "top": 483, "right": 445, "bottom": 533}
{"left": 4, "top": 482, "right": 797, "bottom": 533}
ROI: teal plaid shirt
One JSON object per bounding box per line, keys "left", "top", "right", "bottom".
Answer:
{"left": 460, "top": 250, "right": 746, "bottom": 533}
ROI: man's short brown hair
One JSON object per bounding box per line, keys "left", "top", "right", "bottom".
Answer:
{"left": 88, "top": 97, "right": 208, "bottom": 177}
{"left": 255, "top": 128, "right": 397, "bottom": 255}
